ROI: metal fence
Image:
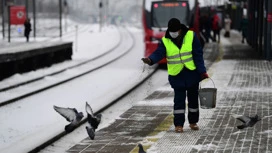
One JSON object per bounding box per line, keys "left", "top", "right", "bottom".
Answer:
{"left": 0, "top": 0, "right": 142, "bottom": 39}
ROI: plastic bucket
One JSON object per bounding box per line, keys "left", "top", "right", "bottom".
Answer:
{"left": 199, "top": 78, "right": 217, "bottom": 109}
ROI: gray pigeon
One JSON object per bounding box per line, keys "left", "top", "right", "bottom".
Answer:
{"left": 138, "top": 144, "right": 146, "bottom": 153}
{"left": 232, "top": 114, "right": 261, "bottom": 129}
{"left": 53, "top": 105, "right": 84, "bottom": 133}
{"left": 85, "top": 102, "right": 102, "bottom": 139}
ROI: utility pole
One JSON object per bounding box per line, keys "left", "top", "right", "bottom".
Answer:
{"left": 59, "top": 0, "right": 62, "bottom": 37}
{"left": 8, "top": 5, "right": 10, "bottom": 42}
{"left": 33, "top": 0, "right": 36, "bottom": 38}
{"left": 266, "top": 0, "right": 272, "bottom": 60}
{"left": 99, "top": 0, "right": 103, "bottom": 32}
{"left": 63, "top": 0, "right": 68, "bottom": 32}
{"left": 106, "top": 0, "right": 109, "bottom": 26}
{"left": 2, "top": 0, "right": 5, "bottom": 38}
{"left": 25, "top": 0, "right": 28, "bottom": 18}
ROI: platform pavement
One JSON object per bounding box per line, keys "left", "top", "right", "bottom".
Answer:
{"left": 67, "top": 31, "right": 272, "bottom": 153}
{"left": 0, "top": 35, "right": 54, "bottom": 49}
{"left": 65, "top": 31, "right": 272, "bottom": 153}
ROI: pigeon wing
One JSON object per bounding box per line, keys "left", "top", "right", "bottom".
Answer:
{"left": 53, "top": 105, "right": 77, "bottom": 122}
{"left": 234, "top": 115, "right": 251, "bottom": 123}
{"left": 85, "top": 102, "right": 94, "bottom": 117}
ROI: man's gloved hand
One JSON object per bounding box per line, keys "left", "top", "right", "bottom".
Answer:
{"left": 201, "top": 73, "right": 209, "bottom": 80}
{"left": 141, "top": 58, "right": 151, "bottom": 65}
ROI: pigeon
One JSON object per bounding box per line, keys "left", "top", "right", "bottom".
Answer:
{"left": 53, "top": 105, "right": 84, "bottom": 133}
{"left": 138, "top": 143, "right": 146, "bottom": 153}
{"left": 232, "top": 114, "right": 261, "bottom": 129}
{"left": 85, "top": 102, "right": 102, "bottom": 139}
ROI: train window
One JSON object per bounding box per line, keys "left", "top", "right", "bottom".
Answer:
{"left": 151, "top": 1, "right": 189, "bottom": 28}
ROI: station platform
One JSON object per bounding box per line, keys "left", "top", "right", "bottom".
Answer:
{"left": 67, "top": 31, "right": 272, "bottom": 153}
{"left": 0, "top": 37, "right": 73, "bottom": 80}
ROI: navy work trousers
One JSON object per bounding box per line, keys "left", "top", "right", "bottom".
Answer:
{"left": 173, "top": 83, "right": 199, "bottom": 127}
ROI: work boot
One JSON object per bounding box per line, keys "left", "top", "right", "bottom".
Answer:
{"left": 175, "top": 126, "right": 183, "bottom": 133}
{"left": 189, "top": 123, "right": 199, "bottom": 130}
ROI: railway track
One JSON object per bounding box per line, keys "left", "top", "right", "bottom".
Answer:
{"left": 0, "top": 26, "right": 130, "bottom": 107}
{"left": 25, "top": 27, "right": 159, "bottom": 153}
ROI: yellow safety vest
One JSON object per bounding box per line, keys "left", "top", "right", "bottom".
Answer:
{"left": 162, "top": 30, "right": 196, "bottom": 76}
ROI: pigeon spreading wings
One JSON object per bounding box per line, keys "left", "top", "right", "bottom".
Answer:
{"left": 53, "top": 105, "right": 84, "bottom": 132}
{"left": 85, "top": 102, "right": 102, "bottom": 140}
{"left": 85, "top": 102, "right": 102, "bottom": 131}
{"left": 54, "top": 105, "right": 81, "bottom": 122}
{"left": 232, "top": 114, "right": 261, "bottom": 129}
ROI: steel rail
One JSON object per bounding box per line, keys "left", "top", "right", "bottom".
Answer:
{"left": 0, "top": 26, "right": 128, "bottom": 107}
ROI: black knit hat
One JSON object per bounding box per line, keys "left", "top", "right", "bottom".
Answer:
{"left": 168, "top": 18, "right": 181, "bottom": 32}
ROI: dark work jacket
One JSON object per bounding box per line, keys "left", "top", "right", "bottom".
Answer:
{"left": 148, "top": 24, "right": 206, "bottom": 89}
{"left": 24, "top": 21, "right": 31, "bottom": 36}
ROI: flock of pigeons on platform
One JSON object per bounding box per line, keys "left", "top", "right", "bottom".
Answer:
{"left": 53, "top": 102, "right": 102, "bottom": 140}
{"left": 53, "top": 102, "right": 148, "bottom": 152}
{"left": 53, "top": 101, "right": 261, "bottom": 153}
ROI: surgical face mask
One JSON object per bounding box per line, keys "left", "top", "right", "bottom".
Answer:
{"left": 169, "top": 31, "right": 179, "bottom": 38}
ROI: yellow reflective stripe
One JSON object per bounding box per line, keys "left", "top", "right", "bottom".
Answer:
{"left": 167, "top": 57, "right": 193, "bottom": 64}
{"left": 174, "top": 109, "right": 185, "bottom": 114}
{"left": 166, "top": 52, "right": 192, "bottom": 59}
{"left": 188, "top": 108, "right": 199, "bottom": 112}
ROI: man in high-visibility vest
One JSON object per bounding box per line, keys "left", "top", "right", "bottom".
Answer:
{"left": 142, "top": 18, "right": 209, "bottom": 133}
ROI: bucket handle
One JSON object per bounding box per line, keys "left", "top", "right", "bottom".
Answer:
{"left": 199, "top": 77, "right": 215, "bottom": 89}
